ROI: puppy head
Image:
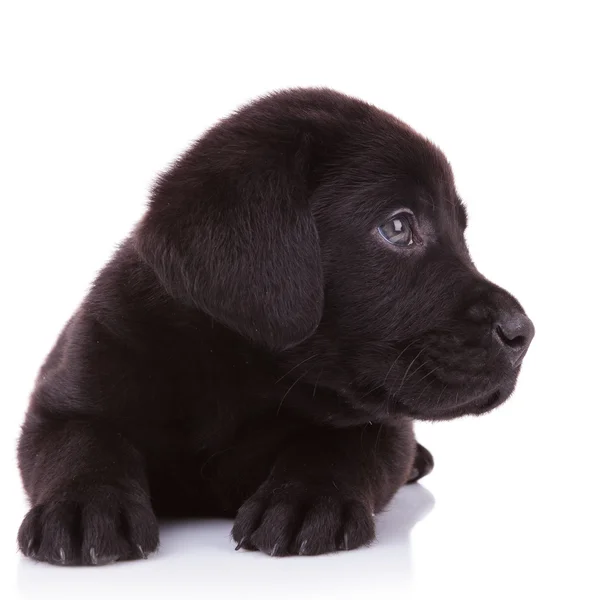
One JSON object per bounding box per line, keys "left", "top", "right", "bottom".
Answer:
{"left": 135, "top": 88, "right": 534, "bottom": 420}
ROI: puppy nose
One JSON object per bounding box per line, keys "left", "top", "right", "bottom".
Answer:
{"left": 493, "top": 311, "right": 535, "bottom": 366}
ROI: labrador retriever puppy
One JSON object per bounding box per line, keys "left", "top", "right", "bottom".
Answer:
{"left": 17, "top": 88, "right": 534, "bottom": 565}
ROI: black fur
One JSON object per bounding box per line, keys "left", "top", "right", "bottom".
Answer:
{"left": 17, "top": 88, "right": 534, "bottom": 564}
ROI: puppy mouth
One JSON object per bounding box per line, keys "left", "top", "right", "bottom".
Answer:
{"left": 384, "top": 341, "right": 520, "bottom": 419}
{"left": 469, "top": 389, "right": 504, "bottom": 413}
{"left": 415, "top": 385, "right": 512, "bottom": 420}
{"left": 342, "top": 343, "right": 521, "bottom": 421}
{"left": 381, "top": 362, "right": 517, "bottom": 419}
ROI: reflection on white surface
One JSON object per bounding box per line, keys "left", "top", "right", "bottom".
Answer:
{"left": 16, "top": 485, "right": 435, "bottom": 600}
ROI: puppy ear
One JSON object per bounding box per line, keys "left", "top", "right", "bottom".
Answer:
{"left": 133, "top": 134, "right": 323, "bottom": 350}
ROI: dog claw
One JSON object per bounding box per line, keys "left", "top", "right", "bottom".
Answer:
{"left": 89, "top": 547, "right": 98, "bottom": 565}
{"left": 270, "top": 543, "right": 279, "bottom": 557}
{"left": 299, "top": 540, "right": 308, "bottom": 555}
{"left": 137, "top": 544, "right": 147, "bottom": 559}
{"left": 235, "top": 537, "right": 245, "bottom": 551}
{"left": 59, "top": 548, "right": 66, "bottom": 564}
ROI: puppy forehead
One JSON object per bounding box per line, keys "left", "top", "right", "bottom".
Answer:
{"left": 380, "top": 126, "right": 456, "bottom": 207}
{"left": 231, "top": 88, "right": 463, "bottom": 222}
{"left": 337, "top": 127, "right": 460, "bottom": 220}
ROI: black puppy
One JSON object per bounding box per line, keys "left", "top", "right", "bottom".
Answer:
{"left": 17, "top": 88, "right": 534, "bottom": 565}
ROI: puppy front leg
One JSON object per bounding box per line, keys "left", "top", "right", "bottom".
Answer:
{"left": 232, "top": 422, "right": 415, "bottom": 556}
{"left": 17, "top": 416, "right": 158, "bottom": 565}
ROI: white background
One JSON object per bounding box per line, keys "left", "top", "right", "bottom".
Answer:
{"left": 1, "top": 2, "right": 598, "bottom": 599}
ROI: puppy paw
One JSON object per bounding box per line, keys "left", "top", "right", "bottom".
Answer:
{"left": 18, "top": 485, "right": 159, "bottom": 566}
{"left": 407, "top": 442, "right": 434, "bottom": 483}
{"left": 232, "top": 482, "right": 375, "bottom": 556}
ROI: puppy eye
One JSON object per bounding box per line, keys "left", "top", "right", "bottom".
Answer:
{"left": 377, "top": 214, "right": 414, "bottom": 247}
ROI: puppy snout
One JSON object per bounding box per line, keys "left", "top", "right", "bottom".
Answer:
{"left": 493, "top": 310, "right": 535, "bottom": 366}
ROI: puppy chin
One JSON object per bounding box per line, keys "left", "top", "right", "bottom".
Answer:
{"left": 398, "top": 376, "right": 518, "bottom": 421}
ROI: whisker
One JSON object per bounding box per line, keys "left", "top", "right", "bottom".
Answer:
{"left": 382, "top": 353, "right": 403, "bottom": 386}
{"left": 430, "top": 383, "right": 448, "bottom": 409}
{"left": 275, "top": 354, "right": 319, "bottom": 384}
{"left": 313, "top": 368, "right": 324, "bottom": 398}
{"left": 357, "top": 339, "right": 420, "bottom": 400}
{"left": 374, "top": 423, "right": 384, "bottom": 456}
{"left": 411, "top": 365, "right": 441, "bottom": 387}
{"left": 490, "top": 341, "right": 504, "bottom": 364}
{"left": 413, "top": 377, "right": 437, "bottom": 404}
{"left": 276, "top": 365, "right": 316, "bottom": 416}
{"left": 394, "top": 347, "right": 427, "bottom": 395}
